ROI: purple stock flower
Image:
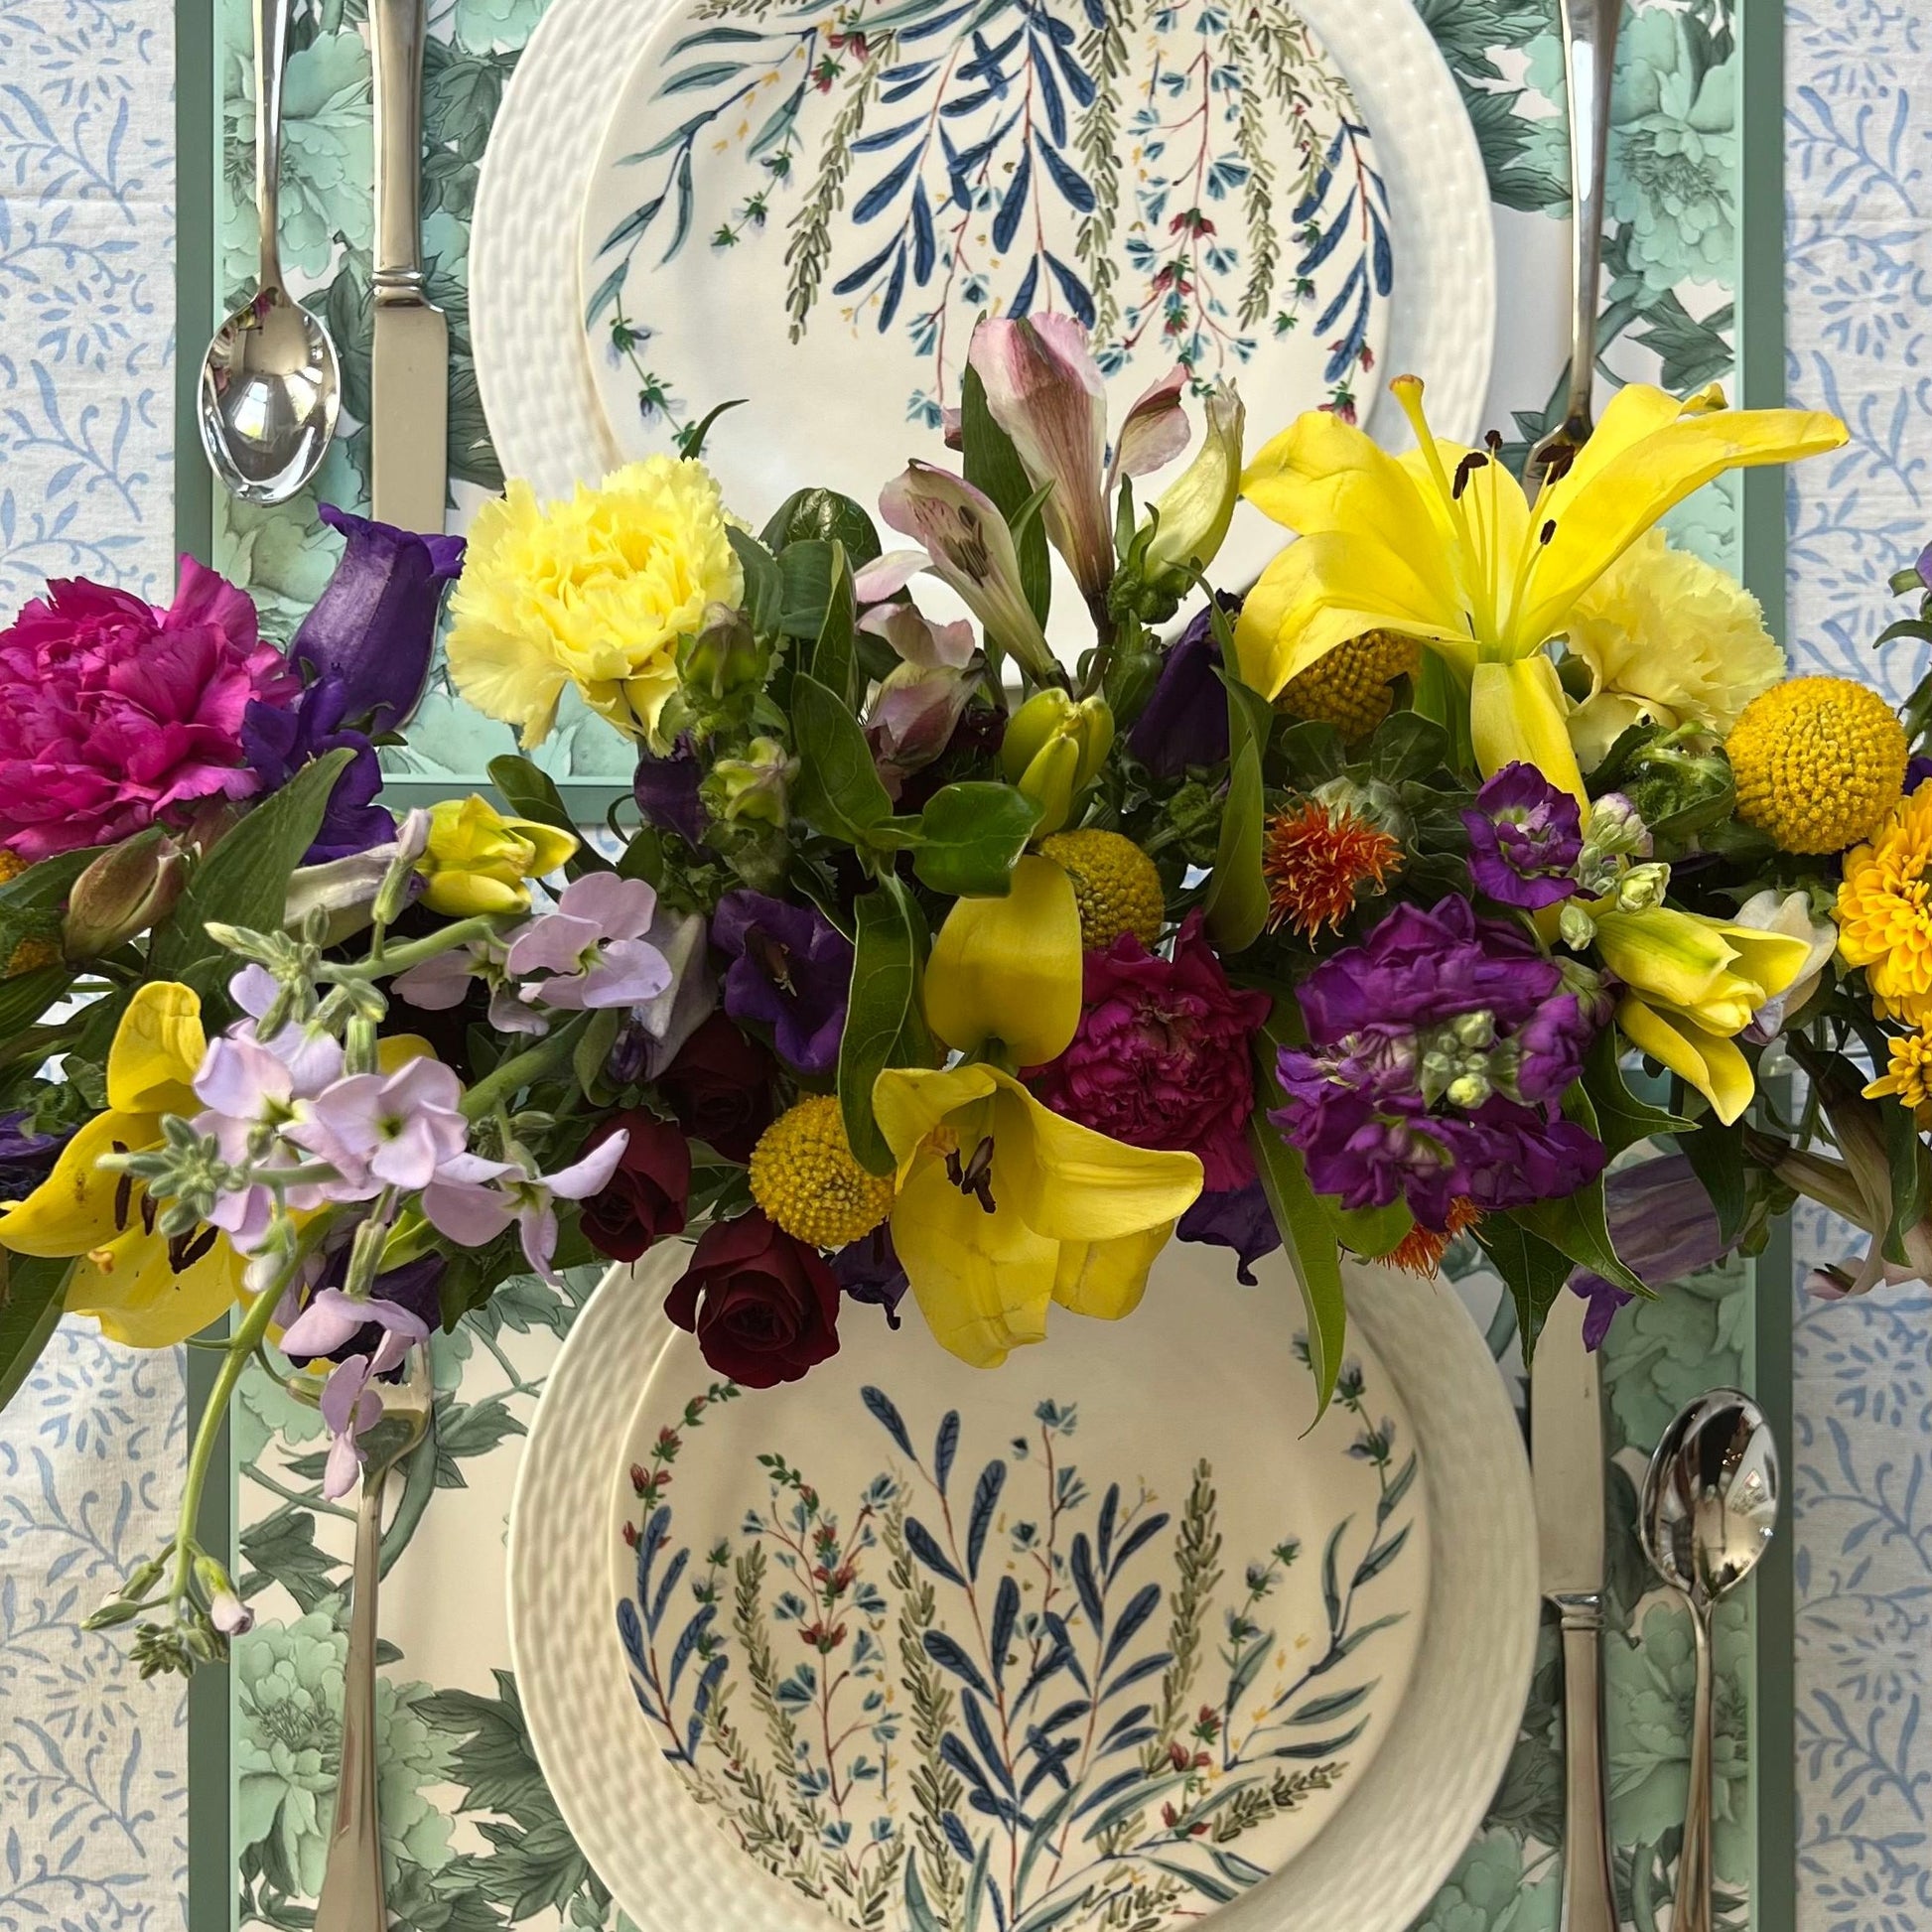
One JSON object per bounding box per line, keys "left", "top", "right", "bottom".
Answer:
{"left": 1176, "top": 1178, "right": 1282, "bottom": 1286}
{"left": 291, "top": 504, "right": 465, "bottom": 735}
{"left": 1568, "top": 1153, "right": 1730, "bottom": 1348}
{"left": 712, "top": 890, "right": 853, "bottom": 1074}
{"left": 1461, "top": 762, "right": 1584, "bottom": 909}
{"left": 1273, "top": 895, "right": 1609, "bottom": 1232}
{"left": 1126, "top": 597, "right": 1236, "bottom": 777}
{"left": 242, "top": 674, "right": 393, "bottom": 861}
{"left": 633, "top": 735, "right": 707, "bottom": 846}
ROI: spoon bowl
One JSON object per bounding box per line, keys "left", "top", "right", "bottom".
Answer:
{"left": 1639, "top": 1389, "right": 1779, "bottom": 1932}
{"left": 198, "top": 286, "right": 342, "bottom": 506}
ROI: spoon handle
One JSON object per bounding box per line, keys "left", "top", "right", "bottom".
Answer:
{"left": 315, "top": 1469, "right": 387, "bottom": 1932}
{"left": 251, "top": 0, "right": 289, "bottom": 287}
{"left": 1556, "top": 0, "right": 1620, "bottom": 432}
{"left": 1675, "top": 1599, "right": 1716, "bottom": 1932}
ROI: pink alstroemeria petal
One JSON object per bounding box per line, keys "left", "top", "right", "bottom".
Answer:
{"left": 853, "top": 548, "right": 931, "bottom": 604}
{"left": 1110, "top": 362, "right": 1191, "bottom": 485}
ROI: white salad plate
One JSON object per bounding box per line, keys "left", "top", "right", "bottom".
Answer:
{"left": 473, "top": 0, "right": 1496, "bottom": 507}
{"left": 506, "top": 1242, "right": 1536, "bottom": 1932}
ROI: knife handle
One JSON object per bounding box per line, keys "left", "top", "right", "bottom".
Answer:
{"left": 370, "top": 0, "right": 427, "bottom": 298}
{"left": 1554, "top": 1592, "right": 1619, "bottom": 1932}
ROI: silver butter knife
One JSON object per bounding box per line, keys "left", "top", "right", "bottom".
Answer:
{"left": 1532, "top": 1288, "right": 1619, "bottom": 1932}
{"left": 369, "top": 0, "right": 448, "bottom": 532}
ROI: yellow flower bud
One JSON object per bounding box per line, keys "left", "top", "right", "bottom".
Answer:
{"left": 924, "top": 854, "right": 1082, "bottom": 1066}
{"left": 417, "top": 796, "right": 579, "bottom": 917}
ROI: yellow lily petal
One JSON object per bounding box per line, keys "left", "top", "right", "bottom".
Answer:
{"left": 1469, "top": 656, "right": 1587, "bottom": 803}
{"left": 874, "top": 1064, "right": 1001, "bottom": 1181}
{"left": 890, "top": 1153, "right": 1056, "bottom": 1369}
{"left": 1617, "top": 995, "right": 1756, "bottom": 1126}
{"left": 1244, "top": 410, "right": 1450, "bottom": 564}
{"left": 1051, "top": 1221, "right": 1175, "bottom": 1319}
{"left": 988, "top": 1076, "right": 1203, "bottom": 1244}
{"left": 924, "top": 856, "right": 1082, "bottom": 1066}
{"left": 105, "top": 981, "right": 206, "bottom": 1118}
{"left": 1520, "top": 393, "right": 1848, "bottom": 645}
{"left": 0, "top": 1114, "right": 159, "bottom": 1257}
{"left": 1592, "top": 905, "right": 1737, "bottom": 1007}
{"left": 68, "top": 1227, "right": 249, "bottom": 1348}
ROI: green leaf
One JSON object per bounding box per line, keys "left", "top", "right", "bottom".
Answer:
{"left": 149, "top": 749, "right": 356, "bottom": 981}
{"left": 839, "top": 877, "right": 929, "bottom": 1175}
{"left": 789, "top": 672, "right": 895, "bottom": 846}
{"left": 0, "top": 1252, "right": 70, "bottom": 1416}
{"left": 777, "top": 539, "right": 839, "bottom": 639}
{"left": 1582, "top": 1032, "right": 1694, "bottom": 1157}
{"left": 675, "top": 395, "right": 747, "bottom": 460}
{"left": 1317, "top": 1194, "right": 1414, "bottom": 1260}
{"left": 1674, "top": 1091, "right": 1748, "bottom": 1244}
{"left": 0, "top": 846, "right": 93, "bottom": 959}
{"left": 0, "top": 963, "right": 77, "bottom": 1037}
{"left": 1204, "top": 673, "right": 1271, "bottom": 951}
{"left": 1366, "top": 711, "right": 1451, "bottom": 783}
{"left": 728, "top": 526, "right": 784, "bottom": 636}
{"left": 912, "top": 783, "right": 1040, "bottom": 897}
{"left": 759, "top": 486, "right": 883, "bottom": 566}
{"left": 809, "top": 542, "right": 858, "bottom": 711}
{"left": 1250, "top": 1013, "right": 1346, "bottom": 1418}
{"left": 488, "top": 755, "right": 613, "bottom": 874}
{"left": 1882, "top": 1093, "right": 1932, "bottom": 1267}
{"left": 572, "top": 1006, "right": 623, "bottom": 1100}
{"left": 1513, "top": 1088, "right": 1649, "bottom": 1300}
{"left": 1471, "top": 1212, "right": 1575, "bottom": 1366}
{"left": 960, "top": 362, "right": 1050, "bottom": 626}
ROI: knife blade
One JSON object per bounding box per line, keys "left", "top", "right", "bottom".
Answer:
{"left": 1532, "top": 1288, "right": 1618, "bottom": 1932}
{"left": 368, "top": 0, "right": 447, "bottom": 533}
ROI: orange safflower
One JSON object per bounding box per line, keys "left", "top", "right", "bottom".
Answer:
{"left": 1262, "top": 801, "right": 1401, "bottom": 939}
{"left": 1377, "top": 1198, "right": 1482, "bottom": 1278}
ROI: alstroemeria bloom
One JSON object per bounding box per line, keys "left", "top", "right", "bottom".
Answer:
{"left": 874, "top": 466, "right": 1059, "bottom": 683}
{"left": 860, "top": 602, "right": 979, "bottom": 801}
{"left": 506, "top": 872, "right": 672, "bottom": 1013}
{"left": 421, "top": 1132, "right": 630, "bottom": 1283}
{"left": 1592, "top": 904, "right": 1812, "bottom": 1124}
{"left": 1144, "top": 383, "right": 1244, "bottom": 586}
{"left": 873, "top": 1063, "right": 1202, "bottom": 1368}
{"left": 1236, "top": 378, "right": 1845, "bottom": 800}
{"left": 0, "top": 982, "right": 246, "bottom": 1346}
{"left": 925, "top": 854, "right": 1082, "bottom": 1068}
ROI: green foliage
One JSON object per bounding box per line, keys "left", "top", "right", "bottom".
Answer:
{"left": 759, "top": 486, "right": 883, "bottom": 567}
{"left": 1203, "top": 671, "right": 1273, "bottom": 952}
{"left": 149, "top": 749, "right": 356, "bottom": 985}
{"left": 958, "top": 362, "right": 1050, "bottom": 627}
{"left": 1583, "top": 1034, "right": 1695, "bottom": 1157}
{"left": 911, "top": 783, "right": 1039, "bottom": 897}
{"left": 1514, "top": 1091, "right": 1651, "bottom": 1301}
{"left": 838, "top": 878, "right": 929, "bottom": 1175}
{"left": 1674, "top": 1091, "right": 1748, "bottom": 1244}
{"left": 489, "top": 756, "right": 613, "bottom": 874}
{"left": 807, "top": 542, "right": 859, "bottom": 712}
{"left": 0, "top": 963, "right": 77, "bottom": 1038}
{"left": 1471, "top": 1213, "right": 1575, "bottom": 1365}
{"left": 0, "top": 845, "right": 92, "bottom": 962}
{"left": 0, "top": 1251, "right": 72, "bottom": 1419}
{"left": 788, "top": 671, "right": 895, "bottom": 846}
{"left": 728, "top": 527, "right": 784, "bottom": 637}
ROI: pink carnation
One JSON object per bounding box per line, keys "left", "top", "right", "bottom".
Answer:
{"left": 1029, "top": 911, "right": 1272, "bottom": 1192}
{"left": 0, "top": 559, "right": 298, "bottom": 862}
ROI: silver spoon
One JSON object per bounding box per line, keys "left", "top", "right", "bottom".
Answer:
{"left": 1639, "top": 1390, "right": 1779, "bottom": 1932}
{"left": 197, "top": 0, "right": 341, "bottom": 504}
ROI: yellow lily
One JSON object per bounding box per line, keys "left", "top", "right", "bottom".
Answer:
{"left": 924, "top": 854, "right": 1082, "bottom": 1067}
{"left": 1592, "top": 905, "right": 1812, "bottom": 1125}
{"left": 0, "top": 983, "right": 247, "bottom": 1347}
{"left": 873, "top": 1063, "right": 1202, "bottom": 1368}
{"left": 417, "top": 795, "right": 578, "bottom": 917}
{"left": 1236, "top": 377, "right": 1846, "bottom": 801}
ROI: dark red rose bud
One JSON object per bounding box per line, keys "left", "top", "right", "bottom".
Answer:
{"left": 579, "top": 1112, "right": 692, "bottom": 1262}
{"left": 656, "top": 1012, "right": 776, "bottom": 1164}
{"left": 664, "top": 1209, "right": 841, "bottom": 1389}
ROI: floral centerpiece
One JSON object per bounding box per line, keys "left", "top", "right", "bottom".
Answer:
{"left": 0, "top": 315, "right": 1905, "bottom": 1679}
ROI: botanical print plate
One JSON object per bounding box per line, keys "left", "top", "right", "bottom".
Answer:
{"left": 574, "top": 0, "right": 1391, "bottom": 594}
{"left": 605, "top": 1259, "right": 1429, "bottom": 1932}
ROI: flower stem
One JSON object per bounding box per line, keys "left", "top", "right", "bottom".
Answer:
{"left": 460, "top": 1014, "right": 592, "bottom": 1122}
{"left": 315, "top": 915, "right": 503, "bottom": 982}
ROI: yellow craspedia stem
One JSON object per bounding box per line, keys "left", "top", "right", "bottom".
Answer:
{"left": 1276, "top": 628, "right": 1420, "bottom": 740}
{"left": 1837, "top": 782, "right": 1932, "bottom": 1024}
{"left": 1726, "top": 676, "right": 1906, "bottom": 854}
{"left": 749, "top": 1095, "right": 895, "bottom": 1249}
{"left": 1037, "top": 829, "right": 1165, "bottom": 951}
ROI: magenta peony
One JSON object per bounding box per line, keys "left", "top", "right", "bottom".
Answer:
{"left": 0, "top": 560, "right": 298, "bottom": 862}
{"left": 1030, "top": 911, "right": 1273, "bottom": 1192}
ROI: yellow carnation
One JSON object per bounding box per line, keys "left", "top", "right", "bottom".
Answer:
{"left": 749, "top": 1096, "right": 895, "bottom": 1249}
{"left": 1837, "top": 782, "right": 1932, "bottom": 1023}
{"left": 447, "top": 458, "right": 743, "bottom": 748}
{"left": 1563, "top": 529, "right": 1785, "bottom": 768}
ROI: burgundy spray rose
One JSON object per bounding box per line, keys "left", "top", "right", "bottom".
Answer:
{"left": 657, "top": 1013, "right": 776, "bottom": 1163}
{"left": 665, "top": 1210, "right": 842, "bottom": 1387}
{"left": 578, "top": 1112, "right": 692, "bottom": 1261}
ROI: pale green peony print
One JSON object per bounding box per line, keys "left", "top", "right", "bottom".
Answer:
{"left": 1414, "top": 1830, "right": 1561, "bottom": 1932}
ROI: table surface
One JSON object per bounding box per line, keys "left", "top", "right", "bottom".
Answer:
{"left": 1, "top": 0, "right": 1929, "bottom": 1929}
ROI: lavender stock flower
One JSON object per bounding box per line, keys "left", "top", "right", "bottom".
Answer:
{"left": 712, "top": 889, "right": 853, "bottom": 1074}
{"left": 1461, "top": 762, "right": 1585, "bottom": 909}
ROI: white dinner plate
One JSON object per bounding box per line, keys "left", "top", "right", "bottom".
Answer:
{"left": 473, "top": 0, "right": 1495, "bottom": 503}
{"left": 507, "top": 1243, "right": 1536, "bottom": 1932}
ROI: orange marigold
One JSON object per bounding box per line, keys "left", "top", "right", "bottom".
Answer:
{"left": 1377, "top": 1198, "right": 1482, "bottom": 1278}
{"left": 1262, "top": 801, "right": 1401, "bottom": 938}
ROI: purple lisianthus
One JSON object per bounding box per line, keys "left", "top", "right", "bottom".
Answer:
{"left": 0, "top": 1109, "right": 66, "bottom": 1199}
{"left": 712, "top": 890, "right": 853, "bottom": 1075}
{"left": 1125, "top": 596, "right": 1238, "bottom": 777}
{"left": 634, "top": 735, "right": 707, "bottom": 847}
{"left": 242, "top": 674, "right": 393, "bottom": 861}
{"left": 1568, "top": 1153, "right": 1730, "bottom": 1348}
{"left": 1461, "top": 762, "right": 1584, "bottom": 909}
{"left": 291, "top": 505, "right": 464, "bottom": 735}
{"left": 1176, "top": 1178, "right": 1283, "bottom": 1286}
{"left": 1273, "top": 895, "right": 1609, "bottom": 1232}
{"left": 832, "top": 1226, "right": 908, "bottom": 1327}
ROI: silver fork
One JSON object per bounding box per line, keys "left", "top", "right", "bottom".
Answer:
{"left": 315, "top": 1349, "right": 434, "bottom": 1932}
{"left": 1522, "top": 0, "right": 1624, "bottom": 500}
